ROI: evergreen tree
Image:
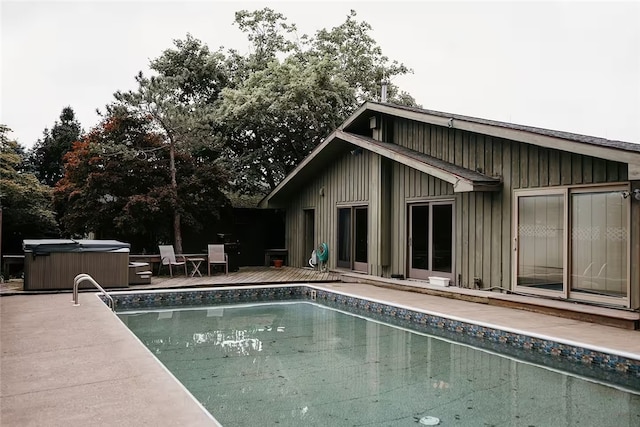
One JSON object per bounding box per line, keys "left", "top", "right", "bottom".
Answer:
{"left": 28, "top": 107, "right": 83, "bottom": 186}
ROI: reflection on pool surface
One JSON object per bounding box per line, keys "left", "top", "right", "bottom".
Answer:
{"left": 118, "top": 302, "right": 640, "bottom": 426}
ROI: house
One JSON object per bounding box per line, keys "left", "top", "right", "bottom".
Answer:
{"left": 259, "top": 102, "right": 640, "bottom": 311}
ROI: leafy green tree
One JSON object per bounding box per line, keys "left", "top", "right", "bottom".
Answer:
{"left": 216, "top": 56, "right": 354, "bottom": 193}
{"left": 233, "top": 8, "right": 299, "bottom": 71}
{"left": 231, "top": 8, "right": 414, "bottom": 104}
{"left": 305, "top": 9, "right": 416, "bottom": 105}
{"left": 110, "top": 35, "right": 230, "bottom": 253}
{"left": 216, "top": 8, "right": 416, "bottom": 193}
{"left": 1, "top": 125, "right": 59, "bottom": 257}
{"left": 149, "top": 33, "right": 231, "bottom": 104}
{"left": 53, "top": 113, "right": 230, "bottom": 253}
{"left": 28, "top": 107, "right": 83, "bottom": 186}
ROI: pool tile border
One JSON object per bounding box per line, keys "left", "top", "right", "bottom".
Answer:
{"left": 106, "top": 285, "right": 640, "bottom": 386}
{"left": 109, "top": 285, "right": 304, "bottom": 309}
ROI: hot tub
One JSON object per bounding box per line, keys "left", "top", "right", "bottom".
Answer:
{"left": 23, "top": 239, "right": 130, "bottom": 290}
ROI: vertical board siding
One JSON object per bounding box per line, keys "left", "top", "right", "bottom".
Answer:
{"left": 468, "top": 192, "right": 477, "bottom": 287}
{"left": 520, "top": 144, "right": 529, "bottom": 188}
{"left": 501, "top": 143, "right": 513, "bottom": 290}
{"left": 561, "top": 152, "right": 573, "bottom": 185}
{"left": 528, "top": 146, "right": 539, "bottom": 188}
{"left": 583, "top": 156, "right": 593, "bottom": 184}
{"left": 572, "top": 154, "right": 582, "bottom": 185}
{"left": 482, "top": 192, "right": 493, "bottom": 288}
{"left": 460, "top": 193, "right": 470, "bottom": 287}
{"left": 390, "top": 162, "right": 405, "bottom": 275}
{"left": 538, "top": 147, "right": 549, "bottom": 186}
{"left": 549, "top": 150, "right": 561, "bottom": 186}
{"left": 284, "top": 149, "right": 371, "bottom": 268}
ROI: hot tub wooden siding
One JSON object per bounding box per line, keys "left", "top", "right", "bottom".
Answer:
{"left": 24, "top": 251, "right": 129, "bottom": 290}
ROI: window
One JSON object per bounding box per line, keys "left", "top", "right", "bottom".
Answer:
{"left": 516, "top": 192, "right": 565, "bottom": 290}
{"left": 570, "top": 191, "right": 627, "bottom": 298}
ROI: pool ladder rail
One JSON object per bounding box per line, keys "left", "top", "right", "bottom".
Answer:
{"left": 72, "top": 274, "right": 115, "bottom": 312}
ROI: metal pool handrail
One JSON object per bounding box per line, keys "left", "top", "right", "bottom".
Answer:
{"left": 72, "top": 273, "right": 115, "bottom": 312}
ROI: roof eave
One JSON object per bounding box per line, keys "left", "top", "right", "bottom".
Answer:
{"left": 361, "top": 102, "right": 640, "bottom": 177}
{"left": 455, "top": 181, "right": 502, "bottom": 193}
{"left": 336, "top": 131, "right": 501, "bottom": 192}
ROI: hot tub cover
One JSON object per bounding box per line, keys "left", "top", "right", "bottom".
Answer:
{"left": 23, "top": 239, "right": 130, "bottom": 255}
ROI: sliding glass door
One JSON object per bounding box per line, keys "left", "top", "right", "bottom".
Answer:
{"left": 408, "top": 202, "right": 454, "bottom": 280}
{"left": 514, "top": 186, "right": 629, "bottom": 305}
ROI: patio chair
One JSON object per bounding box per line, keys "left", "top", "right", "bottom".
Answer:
{"left": 208, "top": 244, "right": 228, "bottom": 275}
{"left": 158, "top": 245, "right": 187, "bottom": 277}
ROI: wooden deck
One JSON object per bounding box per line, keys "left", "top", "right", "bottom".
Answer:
{"left": 127, "top": 266, "right": 340, "bottom": 291}
{"left": 0, "top": 266, "right": 338, "bottom": 294}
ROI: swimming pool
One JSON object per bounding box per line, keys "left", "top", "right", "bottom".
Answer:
{"left": 112, "top": 285, "right": 640, "bottom": 426}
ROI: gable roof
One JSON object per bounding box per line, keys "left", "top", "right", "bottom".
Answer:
{"left": 259, "top": 129, "right": 500, "bottom": 207}
{"left": 337, "top": 131, "right": 501, "bottom": 192}
{"left": 349, "top": 102, "right": 640, "bottom": 150}
{"left": 344, "top": 102, "right": 640, "bottom": 170}
{"left": 260, "top": 102, "right": 640, "bottom": 208}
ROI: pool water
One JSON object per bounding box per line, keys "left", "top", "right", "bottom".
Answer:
{"left": 118, "top": 302, "right": 640, "bottom": 426}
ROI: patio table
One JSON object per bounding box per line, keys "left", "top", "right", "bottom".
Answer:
{"left": 186, "top": 257, "right": 205, "bottom": 277}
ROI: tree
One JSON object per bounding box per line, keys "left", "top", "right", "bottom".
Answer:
{"left": 216, "top": 8, "right": 416, "bottom": 193}
{"left": 28, "top": 107, "right": 83, "bottom": 186}
{"left": 233, "top": 8, "right": 299, "bottom": 71}
{"left": 1, "top": 125, "right": 59, "bottom": 258}
{"left": 306, "top": 10, "right": 416, "bottom": 105}
{"left": 110, "top": 35, "right": 230, "bottom": 253}
{"left": 53, "top": 113, "right": 230, "bottom": 253}
{"left": 149, "top": 33, "right": 231, "bottom": 105}
{"left": 216, "top": 56, "right": 354, "bottom": 193}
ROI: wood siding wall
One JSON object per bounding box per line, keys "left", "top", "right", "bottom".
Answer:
{"left": 285, "top": 149, "right": 371, "bottom": 268}
{"left": 391, "top": 118, "right": 629, "bottom": 289}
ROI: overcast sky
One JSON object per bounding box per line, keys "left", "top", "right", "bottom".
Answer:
{"left": 2, "top": 0, "right": 639, "bottom": 149}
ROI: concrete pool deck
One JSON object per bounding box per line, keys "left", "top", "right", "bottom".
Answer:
{"left": 2, "top": 282, "right": 639, "bottom": 426}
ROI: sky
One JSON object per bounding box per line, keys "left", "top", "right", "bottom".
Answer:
{"left": 2, "top": 0, "right": 639, "bottom": 149}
